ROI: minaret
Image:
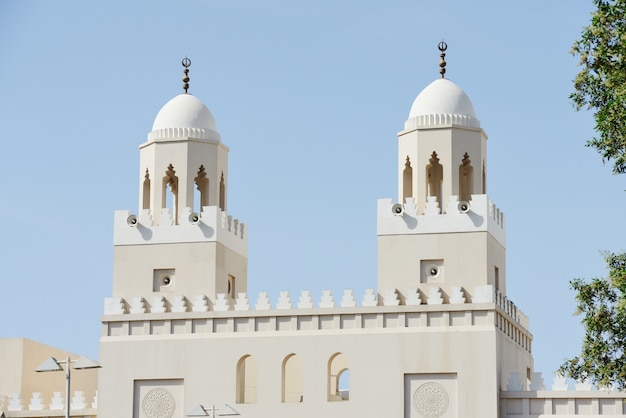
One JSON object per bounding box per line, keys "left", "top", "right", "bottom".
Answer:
{"left": 377, "top": 43, "right": 506, "bottom": 302}
{"left": 111, "top": 58, "right": 248, "bottom": 304}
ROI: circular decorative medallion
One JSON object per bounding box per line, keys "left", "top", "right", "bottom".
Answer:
{"left": 142, "top": 388, "right": 176, "bottom": 418}
{"left": 413, "top": 382, "right": 449, "bottom": 417}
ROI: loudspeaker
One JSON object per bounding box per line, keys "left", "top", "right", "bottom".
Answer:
{"left": 127, "top": 214, "right": 138, "bottom": 227}
{"left": 391, "top": 203, "right": 404, "bottom": 216}
{"left": 426, "top": 264, "right": 440, "bottom": 279}
{"left": 458, "top": 201, "right": 470, "bottom": 213}
{"left": 188, "top": 212, "right": 200, "bottom": 224}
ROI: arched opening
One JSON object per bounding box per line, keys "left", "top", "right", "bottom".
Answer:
{"left": 162, "top": 164, "right": 179, "bottom": 224}
{"left": 426, "top": 151, "right": 443, "bottom": 208}
{"left": 142, "top": 168, "right": 151, "bottom": 210}
{"left": 328, "top": 353, "right": 349, "bottom": 401}
{"left": 459, "top": 152, "right": 474, "bottom": 202}
{"left": 282, "top": 354, "right": 303, "bottom": 403}
{"left": 482, "top": 161, "right": 487, "bottom": 193}
{"left": 403, "top": 156, "right": 413, "bottom": 201}
{"left": 194, "top": 165, "right": 209, "bottom": 212}
{"left": 228, "top": 275, "right": 236, "bottom": 299}
{"left": 219, "top": 171, "right": 226, "bottom": 211}
{"left": 236, "top": 355, "right": 258, "bottom": 404}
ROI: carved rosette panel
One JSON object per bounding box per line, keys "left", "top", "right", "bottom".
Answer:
{"left": 142, "top": 388, "right": 176, "bottom": 418}
{"left": 412, "top": 382, "right": 449, "bottom": 417}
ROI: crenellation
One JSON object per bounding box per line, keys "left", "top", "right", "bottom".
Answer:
{"left": 170, "top": 295, "right": 188, "bottom": 312}
{"left": 28, "top": 392, "right": 43, "bottom": 411}
{"left": 297, "top": 290, "right": 314, "bottom": 309}
{"left": 6, "top": 391, "right": 99, "bottom": 415}
{"left": 113, "top": 206, "right": 247, "bottom": 257}
{"left": 382, "top": 288, "right": 400, "bottom": 306}
{"left": 507, "top": 371, "right": 525, "bottom": 391}
{"left": 151, "top": 295, "right": 167, "bottom": 313}
{"left": 129, "top": 297, "right": 146, "bottom": 314}
{"left": 552, "top": 374, "right": 569, "bottom": 391}
{"left": 449, "top": 286, "right": 466, "bottom": 304}
{"left": 427, "top": 287, "right": 444, "bottom": 305}
{"left": 192, "top": 294, "right": 209, "bottom": 312}
{"left": 361, "top": 288, "right": 378, "bottom": 307}
{"left": 102, "top": 287, "right": 530, "bottom": 325}
{"left": 213, "top": 294, "right": 230, "bottom": 311}
{"left": 530, "top": 372, "right": 546, "bottom": 391}
{"left": 424, "top": 195, "right": 441, "bottom": 215}
{"left": 104, "top": 296, "right": 126, "bottom": 315}
{"left": 71, "top": 391, "right": 86, "bottom": 409}
{"left": 405, "top": 288, "right": 422, "bottom": 306}
{"left": 575, "top": 379, "right": 593, "bottom": 391}
{"left": 340, "top": 289, "right": 357, "bottom": 308}
{"left": 7, "top": 394, "right": 21, "bottom": 411}
{"left": 403, "top": 197, "right": 418, "bottom": 216}
{"left": 377, "top": 195, "right": 506, "bottom": 246}
{"left": 276, "top": 291, "right": 292, "bottom": 309}
{"left": 255, "top": 292, "right": 271, "bottom": 310}
{"left": 235, "top": 292, "right": 250, "bottom": 311}
{"left": 49, "top": 392, "right": 63, "bottom": 410}
{"left": 319, "top": 290, "right": 335, "bottom": 308}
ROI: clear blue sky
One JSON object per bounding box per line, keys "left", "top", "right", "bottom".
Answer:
{"left": 1, "top": 1, "right": 624, "bottom": 386}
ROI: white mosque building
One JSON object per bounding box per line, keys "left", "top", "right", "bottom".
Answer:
{"left": 2, "top": 46, "right": 626, "bottom": 418}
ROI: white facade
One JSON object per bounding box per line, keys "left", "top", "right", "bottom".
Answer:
{"left": 3, "top": 58, "right": 626, "bottom": 418}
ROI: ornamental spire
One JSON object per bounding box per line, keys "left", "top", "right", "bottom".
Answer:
{"left": 182, "top": 56, "right": 191, "bottom": 93}
{"left": 438, "top": 41, "right": 447, "bottom": 78}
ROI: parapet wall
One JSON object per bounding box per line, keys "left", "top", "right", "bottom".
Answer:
{"left": 501, "top": 372, "right": 626, "bottom": 417}
{"left": 377, "top": 194, "right": 505, "bottom": 246}
{"left": 102, "top": 286, "right": 531, "bottom": 353}
{"left": 1, "top": 391, "right": 97, "bottom": 417}
{"left": 113, "top": 206, "right": 247, "bottom": 257}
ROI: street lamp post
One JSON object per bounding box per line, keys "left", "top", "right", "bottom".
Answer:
{"left": 35, "top": 355, "right": 101, "bottom": 418}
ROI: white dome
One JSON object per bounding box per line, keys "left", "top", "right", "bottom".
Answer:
{"left": 152, "top": 94, "right": 218, "bottom": 132}
{"left": 405, "top": 78, "right": 480, "bottom": 130}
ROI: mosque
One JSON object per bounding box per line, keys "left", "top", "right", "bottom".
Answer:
{"left": 2, "top": 45, "right": 626, "bottom": 418}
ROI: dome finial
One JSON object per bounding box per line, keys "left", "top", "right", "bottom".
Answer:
{"left": 182, "top": 56, "right": 191, "bottom": 93}
{"left": 438, "top": 41, "right": 447, "bottom": 79}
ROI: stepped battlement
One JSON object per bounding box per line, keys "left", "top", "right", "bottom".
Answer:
{"left": 102, "top": 286, "right": 530, "bottom": 353}
{"left": 113, "top": 206, "right": 247, "bottom": 256}
{"left": 377, "top": 194, "right": 505, "bottom": 245}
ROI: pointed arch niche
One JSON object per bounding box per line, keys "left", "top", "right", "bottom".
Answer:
{"left": 142, "top": 168, "right": 151, "bottom": 210}
{"left": 236, "top": 355, "right": 258, "bottom": 404}
{"left": 194, "top": 165, "right": 209, "bottom": 212}
{"left": 426, "top": 151, "right": 443, "bottom": 207}
{"left": 281, "top": 354, "right": 303, "bottom": 403}
{"left": 482, "top": 161, "right": 487, "bottom": 194}
{"left": 458, "top": 152, "right": 474, "bottom": 202}
{"left": 403, "top": 156, "right": 413, "bottom": 202}
{"left": 219, "top": 171, "right": 226, "bottom": 211}
{"left": 328, "top": 353, "right": 349, "bottom": 402}
{"left": 162, "top": 164, "right": 179, "bottom": 223}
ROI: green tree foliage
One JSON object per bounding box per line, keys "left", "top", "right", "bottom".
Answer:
{"left": 571, "top": 0, "right": 626, "bottom": 173}
{"left": 559, "top": 252, "right": 626, "bottom": 389}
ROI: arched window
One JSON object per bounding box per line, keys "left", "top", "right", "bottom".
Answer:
{"left": 403, "top": 156, "right": 413, "bottom": 201}
{"left": 282, "top": 354, "right": 303, "bottom": 403}
{"left": 426, "top": 151, "right": 443, "bottom": 207}
{"left": 162, "top": 164, "right": 179, "bottom": 224}
{"left": 328, "top": 353, "right": 349, "bottom": 401}
{"left": 142, "top": 168, "right": 151, "bottom": 210}
{"left": 459, "top": 152, "right": 474, "bottom": 202}
{"left": 236, "top": 355, "right": 257, "bottom": 404}
{"left": 194, "top": 165, "right": 209, "bottom": 212}
{"left": 482, "top": 161, "right": 487, "bottom": 194}
{"left": 219, "top": 171, "right": 226, "bottom": 211}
